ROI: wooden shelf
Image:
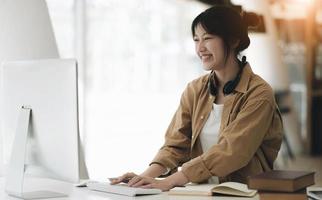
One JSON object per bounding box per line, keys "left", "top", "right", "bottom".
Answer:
{"left": 269, "top": 0, "right": 321, "bottom": 154}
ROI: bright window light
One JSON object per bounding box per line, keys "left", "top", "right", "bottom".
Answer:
{"left": 46, "top": 0, "right": 207, "bottom": 180}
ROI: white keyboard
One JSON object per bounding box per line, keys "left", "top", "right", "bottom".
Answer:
{"left": 86, "top": 182, "right": 162, "bottom": 197}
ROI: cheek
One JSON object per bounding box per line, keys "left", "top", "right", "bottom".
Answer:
{"left": 206, "top": 43, "right": 217, "bottom": 54}
{"left": 217, "top": 42, "right": 226, "bottom": 57}
{"left": 194, "top": 43, "right": 200, "bottom": 55}
{"left": 210, "top": 45, "right": 224, "bottom": 60}
{"left": 195, "top": 46, "right": 199, "bottom": 55}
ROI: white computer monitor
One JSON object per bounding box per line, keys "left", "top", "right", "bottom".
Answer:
{"left": 0, "top": 0, "right": 60, "bottom": 177}
{"left": 1, "top": 59, "right": 88, "bottom": 199}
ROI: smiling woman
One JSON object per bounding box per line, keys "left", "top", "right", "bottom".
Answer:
{"left": 112, "top": 5, "right": 283, "bottom": 191}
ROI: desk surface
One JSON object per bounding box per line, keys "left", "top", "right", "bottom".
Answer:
{"left": 0, "top": 178, "right": 261, "bottom": 200}
{"left": 1, "top": 178, "right": 320, "bottom": 200}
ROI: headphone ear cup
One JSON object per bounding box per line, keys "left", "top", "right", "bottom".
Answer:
{"left": 208, "top": 78, "right": 217, "bottom": 96}
{"left": 223, "top": 80, "right": 235, "bottom": 95}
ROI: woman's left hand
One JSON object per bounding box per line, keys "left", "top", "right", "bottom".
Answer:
{"left": 127, "top": 176, "right": 173, "bottom": 191}
{"left": 127, "top": 171, "right": 189, "bottom": 191}
{"left": 141, "top": 179, "right": 175, "bottom": 191}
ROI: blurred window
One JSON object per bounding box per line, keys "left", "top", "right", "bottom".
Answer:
{"left": 46, "top": 0, "right": 207, "bottom": 179}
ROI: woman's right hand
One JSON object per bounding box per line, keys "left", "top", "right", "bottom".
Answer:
{"left": 109, "top": 172, "right": 138, "bottom": 185}
{"left": 110, "top": 164, "right": 167, "bottom": 185}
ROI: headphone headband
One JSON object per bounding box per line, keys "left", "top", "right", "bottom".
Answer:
{"left": 208, "top": 56, "right": 247, "bottom": 96}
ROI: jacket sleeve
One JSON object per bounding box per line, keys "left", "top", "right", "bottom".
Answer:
{"left": 150, "top": 84, "right": 193, "bottom": 171}
{"left": 181, "top": 96, "right": 282, "bottom": 183}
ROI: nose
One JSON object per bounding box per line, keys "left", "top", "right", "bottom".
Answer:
{"left": 196, "top": 40, "right": 206, "bottom": 54}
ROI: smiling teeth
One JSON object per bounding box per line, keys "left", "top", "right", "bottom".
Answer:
{"left": 201, "top": 55, "right": 211, "bottom": 59}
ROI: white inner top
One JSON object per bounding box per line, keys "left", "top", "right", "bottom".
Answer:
{"left": 199, "top": 103, "right": 224, "bottom": 184}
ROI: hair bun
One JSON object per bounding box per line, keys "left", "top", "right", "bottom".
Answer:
{"left": 243, "top": 12, "right": 260, "bottom": 29}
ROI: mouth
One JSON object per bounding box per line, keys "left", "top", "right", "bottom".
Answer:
{"left": 200, "top": 54, "right": 212, "bottom": 62}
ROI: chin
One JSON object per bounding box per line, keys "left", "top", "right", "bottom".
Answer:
{"left": 202, "top": 65, "right": 214, "bottom": 71}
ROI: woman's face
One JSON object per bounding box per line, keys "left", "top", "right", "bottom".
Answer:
{"left": 193, "top": 24, "right": 226, "bottom": 71}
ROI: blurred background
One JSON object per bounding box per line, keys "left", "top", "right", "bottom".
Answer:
{"left": 0, "top": 0, "right": 321, "bottom": 186}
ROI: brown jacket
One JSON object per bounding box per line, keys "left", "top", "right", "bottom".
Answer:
{"left": 151, "top": 64, "right": 283, "bottom": 183}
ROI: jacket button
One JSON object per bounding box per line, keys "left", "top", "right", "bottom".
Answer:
{"left": 200, "top": 116, "right": 204, "bottom": 119}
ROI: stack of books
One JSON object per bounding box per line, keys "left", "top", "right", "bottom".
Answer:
{"left": 248, "top": 170, "right": 315, "bottom": 200}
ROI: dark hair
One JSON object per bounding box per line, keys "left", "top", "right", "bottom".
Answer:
{"left": 191, "top": 5, "right": 259, "bottom": 62}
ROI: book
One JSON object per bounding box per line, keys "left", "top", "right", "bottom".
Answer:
{"left": 259, "top": 189, "right": 307, "bottom": 200}
{"left": 307, "top": 189, "right": 322, "bottom": 200}
{"left": 169, "top": 182, "right": 257, "bottom": 197}
{"left": 247, "top": 170, "right": 315, "bottom": 192}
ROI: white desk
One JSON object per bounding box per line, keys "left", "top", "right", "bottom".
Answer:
{"left": 0, "top": 178, "right": 260, "bottom": 200}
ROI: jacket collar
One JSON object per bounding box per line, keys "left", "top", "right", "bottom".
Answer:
{"left": 234, "top": 63, "right": 252, "bottom": 94}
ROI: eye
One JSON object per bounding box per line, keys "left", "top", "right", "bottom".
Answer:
{"left": 193, "top": 38, "right": 199, "bottom": 42}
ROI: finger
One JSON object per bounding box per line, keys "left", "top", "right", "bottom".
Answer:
{"left": 141, "top": 184, "right": 153, "bottom": 189}
{"left": 119, "top": 172, "right": 136, "bottom": 183}
{"left": 128, "top": 176, "right": 142, "bottom": 186}
{"left": 109, "top": 177, "right": 124, "bottom": 184}
{"left": 109, "top": 178, "right": 119, "bottom": 185}
{"left": 110, "top": 172, "right": 136, "bottom": 184}
{"left": 124, "top": 172, "right": 136, "bottom": 178}
{"left": 132, "top": 179, "right": 149, "bottom": 187}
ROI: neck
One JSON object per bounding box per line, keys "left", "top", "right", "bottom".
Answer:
{"left": 214, "top": 55, "right": 240, "bottom": 86}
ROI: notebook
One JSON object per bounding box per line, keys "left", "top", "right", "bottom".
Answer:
{"left": 308, "top": 189, "right": 322, "bottom": 200}
{"left": 86, "top": 181, "right": 162, "bottom": 197}
{"left": 169, "top": 182, "right": 257, "bottom": 197}
{"left": 247, "top": 170, "right": 315, "bottom": 192}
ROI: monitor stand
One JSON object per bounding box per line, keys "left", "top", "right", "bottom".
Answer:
{"left": 5, "top": 107, "right": 68, "bottom": 199}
